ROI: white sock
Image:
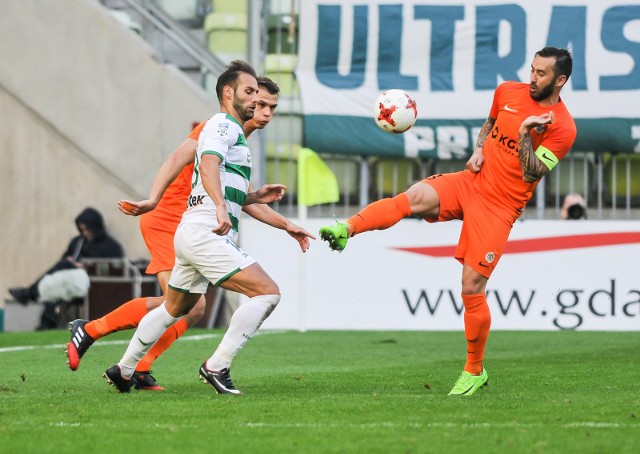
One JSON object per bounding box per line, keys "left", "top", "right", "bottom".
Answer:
{"left": 206, "top": 294, "right": 280, "bottom": 371}
{"left": 118, "top": 302, "right": 181, "bottom": 378}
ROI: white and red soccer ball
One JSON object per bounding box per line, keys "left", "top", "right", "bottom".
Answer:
{"left": 373, "top": 89, "right": 417, "bottom": 134}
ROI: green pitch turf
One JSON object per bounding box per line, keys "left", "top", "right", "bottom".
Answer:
{"left": 0, "top": 329, "right": 638, "bottom": 453}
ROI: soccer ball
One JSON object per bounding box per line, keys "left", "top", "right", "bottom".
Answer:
{"left": 373, "top": 89, "right": 418, "bottom": 133}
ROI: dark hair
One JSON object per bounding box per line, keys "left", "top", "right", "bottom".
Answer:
{"left": 536, "top": 47, "right": 573, "bottom": 80}
{"left": 215, "top": 60, "right": 258, "bottom": 101}
{"left": 257, "top": 76, "right": 280, "bottom": 96}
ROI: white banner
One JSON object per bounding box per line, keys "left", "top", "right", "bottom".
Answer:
{"left": 239, "top": 218, "right": 640, "bottom": 331}
{"left": 297, "top": 0, "right": 640, "bottom": 157}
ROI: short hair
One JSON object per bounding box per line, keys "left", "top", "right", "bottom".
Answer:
{"left": 536, "top": 47, "right": 573, "bottom": 80}
{"left": 215, "top": 60, "right": 258, "bottom": 101}
{"left": 257, "top": 76, "right": 280, "bottom": 96}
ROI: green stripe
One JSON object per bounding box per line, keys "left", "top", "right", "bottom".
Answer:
{"left": 229, "top": 213, "right": 239, "bottom": 232}
{"left": 225, "top": 187, "right": 247, "bottom": 206}
{"left": 203, "top": 150, "right": 225, "bottom": 162}
{"left": 306, "top": 115, "right": 640, "bottom": 157}
{"left": 215, "top": 268, "right": 241, "bottom": 286}
{"left": 225, "top": 162, "right": 251, "bottom": 180}
{"left": 192, "top": 153, "right": 200, "bottom": 188}
{"left": 225, "top": 113, "right": 243, "bottom": 128}
{"left": 168, "top": 284, "right": 191, "bottom": 294}
{"left": 234, "top": 134, "right": 248, "bottom": 147}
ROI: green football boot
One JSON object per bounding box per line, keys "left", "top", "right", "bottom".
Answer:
{"left": 319, "top": 222, "right": 350, "bottom": 252}
{"left": 448, "top": 367, "right": 488, "bottom": 396}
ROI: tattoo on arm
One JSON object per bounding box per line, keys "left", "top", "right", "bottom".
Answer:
{"left": 518, "top": 131, "right": 547, "bottom": 183}
{"left": 475, "top": 118, "right": 495, "bottom": 149}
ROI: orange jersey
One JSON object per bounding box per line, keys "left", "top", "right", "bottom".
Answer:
{"left": 149, "top": 121, "right": 206, "bottom": 222}
{"left": 140, "top": 121, "right": 206, "bottom": 274}
{"left": 474, "top": 81, "right": 577, "bottom": 214}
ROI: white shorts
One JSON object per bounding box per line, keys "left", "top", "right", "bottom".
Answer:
{"left": 168, "top": 223, "right": 256, "bottom": 293}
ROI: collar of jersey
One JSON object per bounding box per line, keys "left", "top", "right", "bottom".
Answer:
{"left": 224, "top": 113, "right": 243, "bottom": 128}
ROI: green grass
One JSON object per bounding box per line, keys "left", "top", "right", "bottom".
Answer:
{"left": 0, "top": 329, "right": 638, "bottom": 453}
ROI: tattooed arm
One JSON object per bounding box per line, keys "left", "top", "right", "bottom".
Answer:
{"left": 518, "top": 111, "right": 555, "bottom": 183}
{"left": 466, "top": 116, "right": 495, "bottom": 173}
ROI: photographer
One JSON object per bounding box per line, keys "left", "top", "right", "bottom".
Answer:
{"left": 561, "top": 192, "right": 587, "bottom": 220}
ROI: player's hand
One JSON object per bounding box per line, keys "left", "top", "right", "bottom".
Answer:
{"left": 249, "top": 184, "right": 287, "bottom": 204}
{"left": 286, "top": 223, "right": 316, "bottom": 253}
{"left": 212, "top": 209, "right": 232, "bottom": 236}
{"left": 520, "top": 111, "right": 554, "bottom": 133}
{"left": 118, "top": 199, "right": 157, "bottom": 216}
{"left": 466, "top": 149, "right": 484, "bottom": 173}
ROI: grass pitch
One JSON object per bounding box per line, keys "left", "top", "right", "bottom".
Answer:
{"left": 0, "top": 329, "right": 638, "bottom": 453}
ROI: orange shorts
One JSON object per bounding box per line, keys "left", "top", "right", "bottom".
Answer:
{"left": 423, "top": 170, "right": 516, "bottom": 278}
{"left": 139, "top": 210, "right": 182, "bottom": 275}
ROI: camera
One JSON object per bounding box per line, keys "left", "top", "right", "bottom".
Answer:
{"left": 566, "top": 203, "right": 586, "bottom": 220}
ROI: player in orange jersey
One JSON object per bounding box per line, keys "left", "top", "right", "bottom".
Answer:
{"left": 67, "top": 76, "right": 313, "bottom": 390}
{"left": 320, "top": 47, "right": 577, "bottom": 396}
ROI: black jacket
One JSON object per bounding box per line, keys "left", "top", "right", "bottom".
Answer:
{"left": 62, "top": 207, "right": 124, "bottom": 261}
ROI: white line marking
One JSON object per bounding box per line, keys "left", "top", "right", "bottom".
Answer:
{"left": 44, "top": 421, "right": 639, "bottom": 429}
{"left": 0, "top": 333, "right": 222, "bottom": 353}
{"left": 0, "top": 330, "right": 288, "bottom": 354}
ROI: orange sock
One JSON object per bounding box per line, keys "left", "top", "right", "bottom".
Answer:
{"left": 462, "top": 293, "right": 491, "bottom": 375}
{"left": 84, "top": 297, "right": 148, "bottom": 340}
{"left": 136, "top": 318, "right": 189, "bottom": 372}
{"left": 348, "top": 193, "right": 412, "bottom": 235}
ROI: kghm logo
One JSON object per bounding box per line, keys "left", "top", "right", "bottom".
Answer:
{"left": 490, "top": 125, "right": 517, "bottom": 154}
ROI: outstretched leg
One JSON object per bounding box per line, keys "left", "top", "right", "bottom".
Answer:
{"left": 319, "top": 181, "right": 440, "bottom": 251}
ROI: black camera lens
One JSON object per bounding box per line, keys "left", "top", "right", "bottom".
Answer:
{"left": 567, "top": 204, "right": 585, "bottom": 220}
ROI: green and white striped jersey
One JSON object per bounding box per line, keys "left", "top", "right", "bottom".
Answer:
{"left": 184, "top": 112, "right": 251, "bottom": 242}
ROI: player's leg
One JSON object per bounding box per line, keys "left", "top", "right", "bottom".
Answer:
{"left": 449, "top": 266, "right": 491, "bottom": 396}
{"left": 199, "top": 262, "right": 280, "bottom": 395}
{"left": 319, "top": 178, "right": 441, "bottom": 251}
{"left": 449, "top": 203, "right": 512, "bottom": 396}
{"left": 66, "top": 269, "right": 171, "bottom": 371}
{"left": 104, "top": 288, "right": 202, "bottom": 392}
{"left": 133, "top": 295, "right": 206, "bottom": 390}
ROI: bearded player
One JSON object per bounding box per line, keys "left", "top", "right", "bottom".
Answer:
{"left": 320, "top": 47, "right": 577, "bottom": 396}
{"left": 66, "top": 73, "right": 313, "bottom": 391}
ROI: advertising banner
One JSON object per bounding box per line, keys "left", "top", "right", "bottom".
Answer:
{"left": 240, "top": 218, "right": 640, "bottom": 331}
{"left": 297, "top": 0, "right": 640, "bottom": 158}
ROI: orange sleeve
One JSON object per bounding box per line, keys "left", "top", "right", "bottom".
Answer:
{"left": 188, "top": 121, "right": 206, "bottom": 140}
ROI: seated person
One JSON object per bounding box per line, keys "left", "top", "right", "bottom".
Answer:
{"left": 9, "top": 207, "right": 124, "bottom": 309}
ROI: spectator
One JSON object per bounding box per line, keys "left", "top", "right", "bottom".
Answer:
{"left": 8, "top": 207, "right": 124, "bottom": 328}
{"left": 561, "top": 193, "right": 587, "bottom": 220}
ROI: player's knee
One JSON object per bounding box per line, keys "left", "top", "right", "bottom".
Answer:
{"left": 406, "top": 182, "right": 439, "bottom": 216}
{"left": 257, "top": 293, "right": 281, "bottom": 309}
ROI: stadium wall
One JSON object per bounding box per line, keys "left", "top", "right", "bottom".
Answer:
{"left": 0, "top": 0, "right": 213, "bottom": 303}
{"left": 240, "top": 218, "right": 640, "bottom": 331}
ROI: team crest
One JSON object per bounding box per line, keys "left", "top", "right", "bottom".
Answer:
{"left": 534, "top": 125, "right": 547, "bottom": 134}
{"left": 485, "top": 252, "right": 495, "bottom": 263}
{"left": 218, "top": 122, "right": 229, "bottom": 136}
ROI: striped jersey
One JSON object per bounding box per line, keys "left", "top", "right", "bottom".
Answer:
{"left": 182, "top": 112, "right": 251, "bottom": 242}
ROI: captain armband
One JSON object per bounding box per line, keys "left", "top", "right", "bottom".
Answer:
{"left": 534, "top": 146, "right": 560, "bottom": 171}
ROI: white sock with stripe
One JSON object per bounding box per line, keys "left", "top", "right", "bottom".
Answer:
{"left": 206, "top": 294, "right": 280, "bottom": 371}
{"left": 118, "top": 302, "right": 181, "bottom": 378}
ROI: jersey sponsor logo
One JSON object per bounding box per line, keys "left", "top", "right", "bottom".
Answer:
{"left": 490, "top": 125, "right": 517, "bottom": 155}
{"left": 503, "top": 104, "right": 518, "bottom": 113}
{"left": 188, "top": 194, "right": 205, "bottom": 207}
{"left": 217, "top": 122, "right": 229, "bottom": 136}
